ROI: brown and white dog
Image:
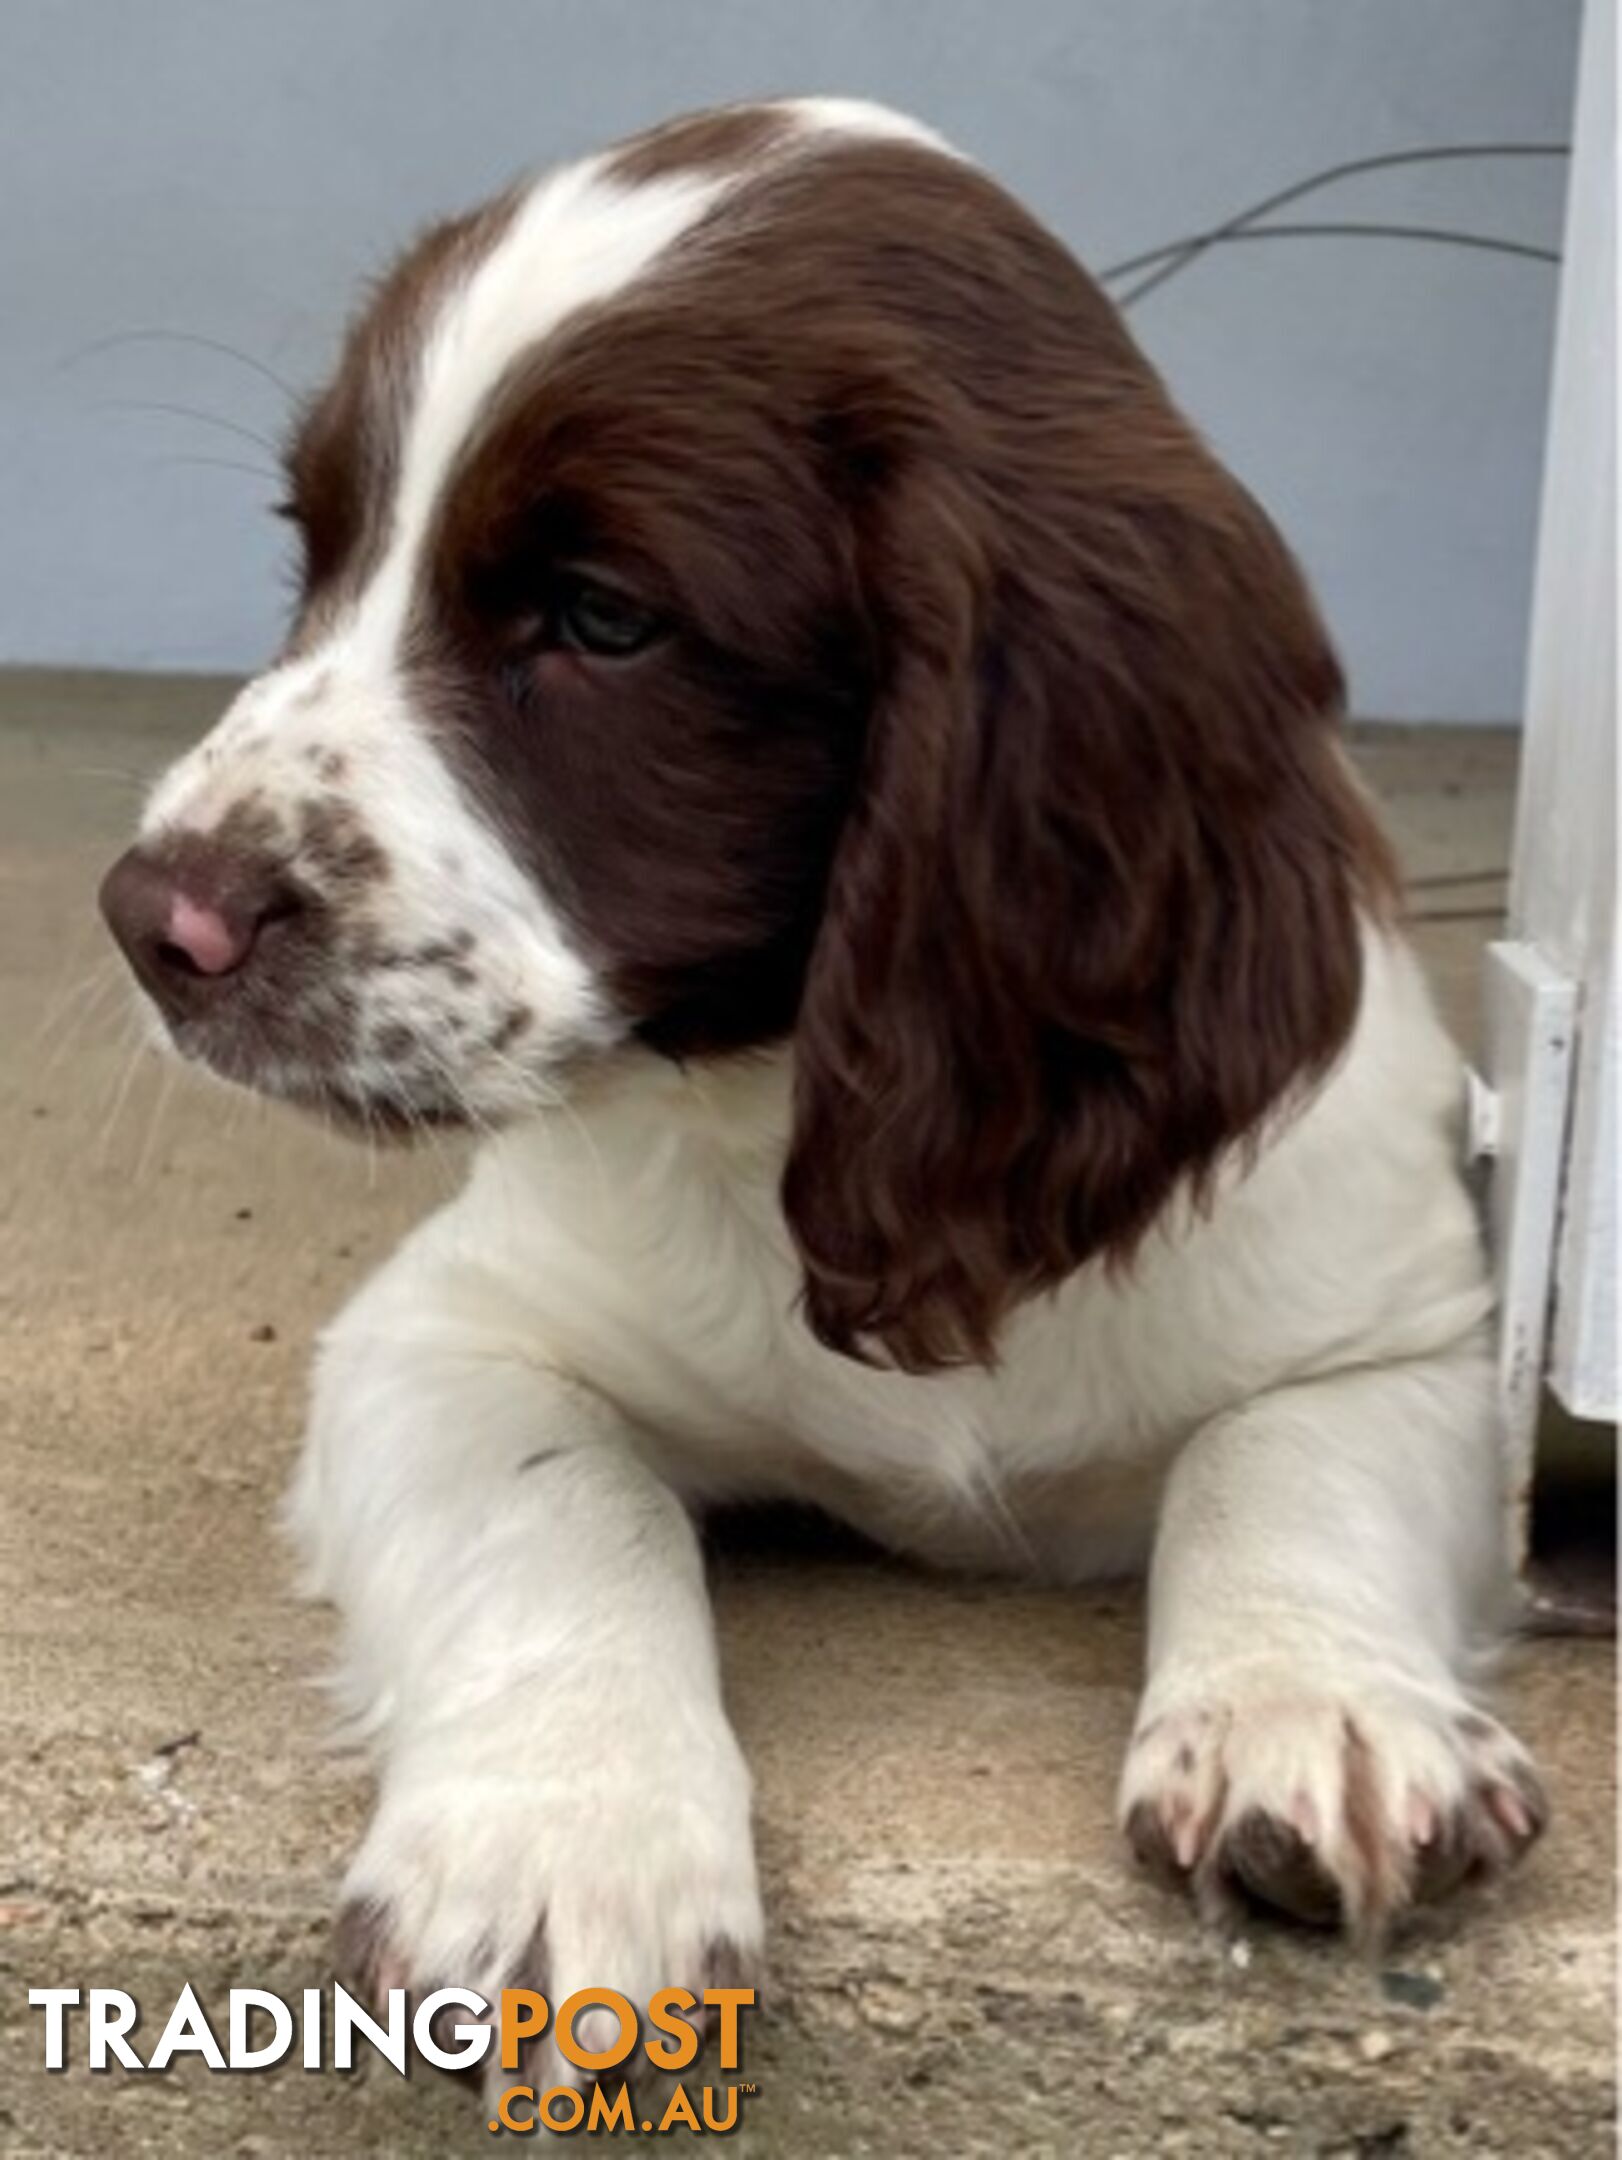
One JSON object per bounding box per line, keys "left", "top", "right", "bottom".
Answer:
{"left": 101, "top": 98, "right": 1543, "bottom": 2082}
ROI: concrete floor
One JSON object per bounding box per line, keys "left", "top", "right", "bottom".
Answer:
{"left": 0, "top": 671, "right": 1614, "bottom": 2158}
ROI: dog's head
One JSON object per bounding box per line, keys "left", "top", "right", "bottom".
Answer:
{"left": 102, "top": 98, "right": 1394, "bottom": 1369}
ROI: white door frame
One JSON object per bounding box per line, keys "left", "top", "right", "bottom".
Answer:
{"left": 1479, "top": 0, "right": 1618, "bottom": 1542}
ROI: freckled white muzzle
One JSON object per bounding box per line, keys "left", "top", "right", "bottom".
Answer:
{"left": 100, "top": 656, "right": 612, "bottom": 1133}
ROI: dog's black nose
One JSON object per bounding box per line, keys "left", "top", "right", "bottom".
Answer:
{"left": 100, "top": 841, "right": 299, "bottom": 1015}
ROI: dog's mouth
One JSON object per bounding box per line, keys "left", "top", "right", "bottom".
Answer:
{"left": 281, "top": 1077, "right": 479, "bottom": 1143}
{"left": 157, "top": 1003, "right": 489, "bottom": 1143}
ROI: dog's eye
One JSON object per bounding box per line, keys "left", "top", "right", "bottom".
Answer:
{"left": 552, "top": 576, "right": 661, "bottom": 658}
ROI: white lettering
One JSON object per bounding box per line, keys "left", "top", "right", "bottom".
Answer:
{"left": 147, "top": 1984, "right": 225, "bottom": 2072}
{"left": 27, "top": 1988, "right": 79, "bottom": 2070}
{"left": 88, "top": 1990, "right": 144, "bottom": 2071}
{"left": 332, "top": 1983, "right": 407, "bottom": 2073}
{"left": 414, "top": 1988, "right": 493, "bottom": 2071}
{"left": 228, "top": 1988, "right": 293, "bottom": 2069}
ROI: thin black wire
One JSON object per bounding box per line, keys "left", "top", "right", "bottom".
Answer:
{"left": 1407, "top": 867, "right": 1509, "bottom": 890}
{"left": 1115, "top": 222, "right": 1558, "bottom": 287}
{"left": 1104, "top": 143, "right": 1568, "bottom": 305}
{"left": 1406, "top": 906, "right": 1509, "bottom": 924}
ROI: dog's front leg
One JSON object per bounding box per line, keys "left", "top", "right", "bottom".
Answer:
{"left": 1120, "top": 1340, "right": 1546, "bottom": 1936}
{"left": 286, "top": 1227, "right": 761, "bottom": 2081}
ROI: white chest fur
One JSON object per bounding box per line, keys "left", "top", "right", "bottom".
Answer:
{"left": 387, "top": 931, "right": 1489, "bottom": 1573}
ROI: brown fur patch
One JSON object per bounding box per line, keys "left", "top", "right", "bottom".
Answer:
{"left": 609, "top": 103, "right": 791, "bottom": 186}
{"left": 413, "top": 930, "right": 477, "bottom": 967}
{"left": 392, "top": 127, "right": 1393, "bottom": 1368}
{"left": 489, "top": 1005, "right": 532, "bottom": 1052}
{"left": 298, "top": 798, "right": 390, "bottom": 889}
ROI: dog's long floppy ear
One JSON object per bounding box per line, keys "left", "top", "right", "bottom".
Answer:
{"left": 783, "top": 390, "right": 1397, "bottom": 1373}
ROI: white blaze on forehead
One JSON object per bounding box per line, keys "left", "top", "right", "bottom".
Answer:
{"left": 777, "top": 96, "right": 957, "bottom": 156}
{"left": 340, "top": 102, "right": 956, "bottom": 666}
{"left": 346, "top": 157, "right": 734, "bottom": 664}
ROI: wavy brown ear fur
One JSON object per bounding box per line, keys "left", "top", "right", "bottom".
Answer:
{"left": 782, "top": 265, "right": 1397, "bottom": 1372}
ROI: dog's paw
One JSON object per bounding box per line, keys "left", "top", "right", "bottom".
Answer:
{"left": 335, "top": 1723, "right": 763, "bottom": 2091}
{"left": 1119, "top": 1668, "right": 1546, "bottom": 1940}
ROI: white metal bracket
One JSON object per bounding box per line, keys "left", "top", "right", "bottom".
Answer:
{"left": 1476, "top": 940, "right": 1580, "bottom": 1553}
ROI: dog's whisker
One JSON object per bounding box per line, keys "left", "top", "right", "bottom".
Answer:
{"left": 133, "top": 1057, "right": 180, "bottom": 1180}
{"left": 31, "top": 957, "right": 122, "bottom": 1058}
{"left": 34, "top": 968, "right": 134, "bottom": 1090}
{"left": 61, "top": 327, "right": 300, "bottom": 404}
{"left": 96, "top": 1023, "right": 156, "bottom": 1160}
{"left": 70, "top": 764, "right": 155, "bottom": 793}
{"left": 149, "top": 452, "right": 283, "bottom": 487}
{"left": 96, "top": 397, "right": 283, "bottom": 458}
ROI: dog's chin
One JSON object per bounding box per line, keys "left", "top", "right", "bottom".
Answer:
{"left": 163, "top": 1024, "right": 488, "bottom": 1145}
{"left": 283, "top": 1082, "right": 480, "bottom": 1146}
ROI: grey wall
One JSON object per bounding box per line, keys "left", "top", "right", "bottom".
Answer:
{"left": 0, "top": 0, "right": 1578, "bottom": 718}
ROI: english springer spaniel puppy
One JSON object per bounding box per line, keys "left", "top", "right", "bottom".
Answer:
{"left": 101, "top": 98, "right": 1544, "bottom": 2062}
